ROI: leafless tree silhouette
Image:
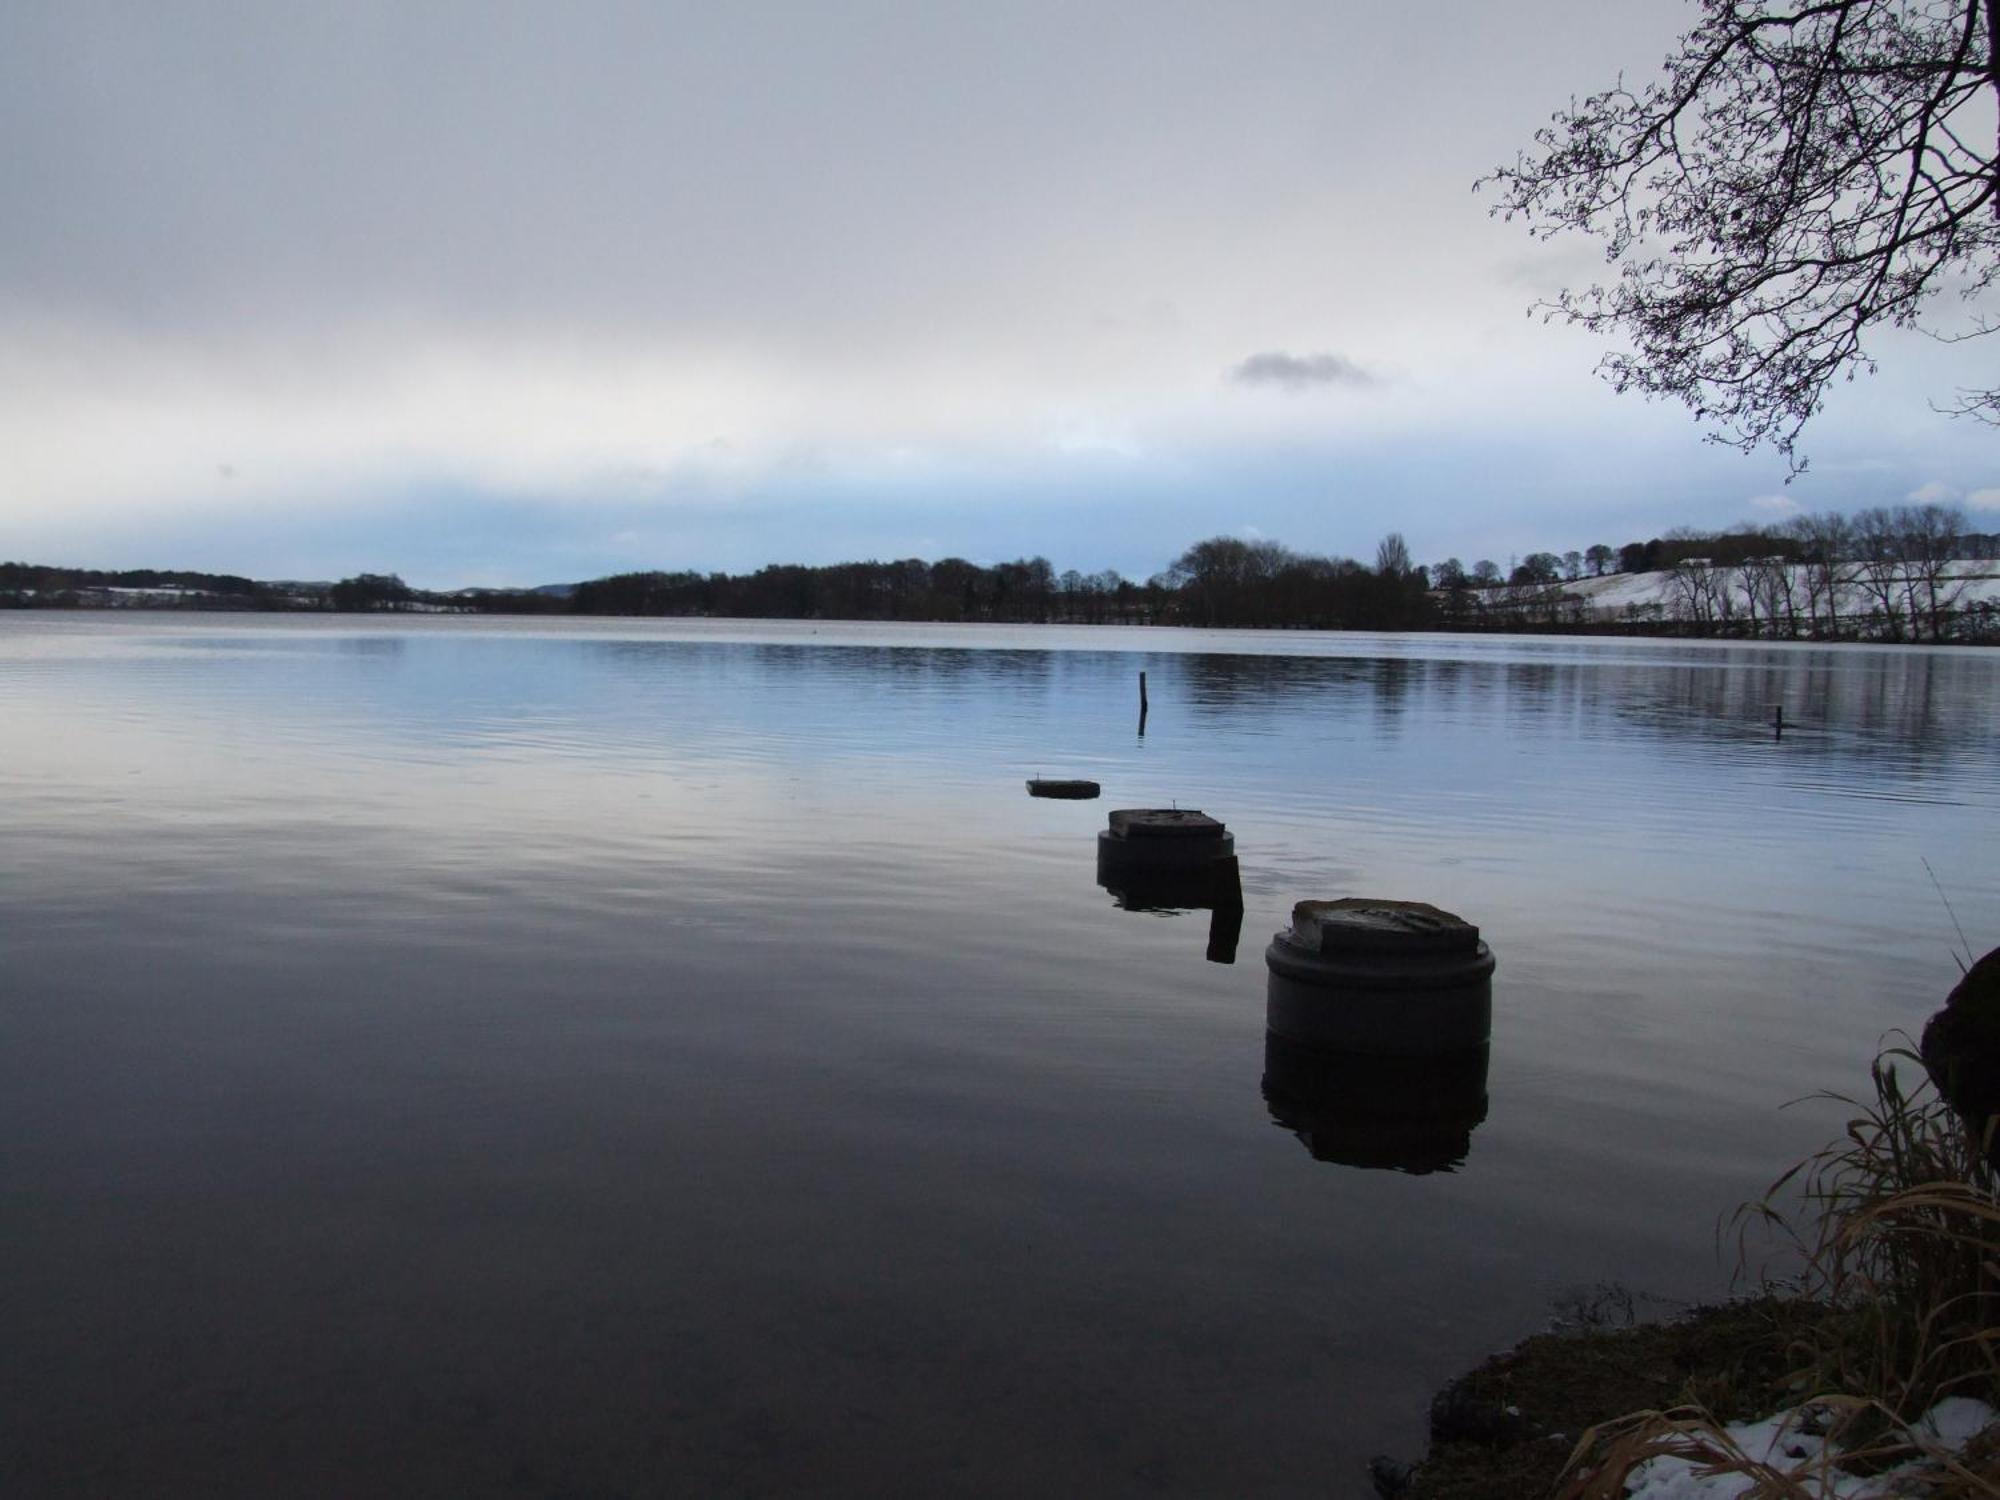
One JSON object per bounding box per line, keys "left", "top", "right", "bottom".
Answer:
{"left": 1485, "top": 0, "right": 2000, "bottom": 471}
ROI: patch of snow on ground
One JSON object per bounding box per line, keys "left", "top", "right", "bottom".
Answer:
{"left": 1918, "top": 1396, "right": 1995, "bottom": 1449}
{"left": 1624, "top": 1399, "right": 1995, "bottom": 1499}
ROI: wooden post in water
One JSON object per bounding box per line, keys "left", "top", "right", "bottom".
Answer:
{"left": 1774, "top": 704, "right": 1784, "bottom": 739}
{"left": 1138, "top": 670, "right": 1149, "bottom": 736}
{"left": 1205, "top": 855, "right": 1244, "bottom": 965}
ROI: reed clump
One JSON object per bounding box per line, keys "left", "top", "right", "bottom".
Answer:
{"left": 1559, "top": 1047, "right": 2000, "bottom": 1498}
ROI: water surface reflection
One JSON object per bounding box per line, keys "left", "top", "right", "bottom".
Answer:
{"left": 0, "top": 616, "right": 1995, "bottom": 1498}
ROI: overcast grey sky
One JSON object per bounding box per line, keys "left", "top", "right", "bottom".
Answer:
{"left": 4, "top": 0, "right": 1997, "bottom": 586}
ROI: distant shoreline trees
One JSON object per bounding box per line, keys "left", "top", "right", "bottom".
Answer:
{"left": 4, "top": 503, "right": 1996, "bottom": 641}
{"left": 1450, "top": 504, "right": 1999, "bottom": 642}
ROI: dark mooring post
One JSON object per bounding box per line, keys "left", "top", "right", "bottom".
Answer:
{"left": 1774, "top": 704, "right": 1784, "bottom": 740}
{"left": 1138, "top": 670, "right": 1149, "bottom": 736}
{"left": 1205, "top": 853, "right": 1245, "bottom": 965}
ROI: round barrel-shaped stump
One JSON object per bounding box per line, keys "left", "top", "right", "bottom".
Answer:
{"left": 1265, "top": 898, "right": 1494, "bottom": 1056}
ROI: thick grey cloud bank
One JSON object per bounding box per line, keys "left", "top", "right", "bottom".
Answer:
{"left": 1231, "top": 352, "right": 1377, "bottom": 391}
{"left": 0, "top": 0, "right": 1993, "bottom": 580}
{"left": 5, "top": 0, "right": 1456, "bottom": 350}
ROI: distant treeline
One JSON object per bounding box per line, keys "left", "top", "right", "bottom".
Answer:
{"left": 0, "top": 541, "right": 1437, "bottom": 630}
{"left": 1434, "top": 508, "right": 1999, "bottom": 590}
{"left": 0, "top": 562, "right": 274, "bottom": 604}
{"left": 561, "top": 537, "right": 1433, "bottom": 629}
{"left": 5, "top": 501, "right": 1996, "bottom": 640}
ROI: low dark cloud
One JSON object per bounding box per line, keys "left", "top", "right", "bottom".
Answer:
{"left": 1230, "top": 351, "right": 1378, "bottom": 391}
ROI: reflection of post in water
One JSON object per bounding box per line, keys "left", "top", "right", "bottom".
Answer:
{"left": 1262, "top": 1035, "right": 1489, "bottom": 1174}
{"left": 1261, "top": 899, "right": 1496, "bottom": 1173}
{"left": 1095, "top": 809, "right": 1242, "bottom": 964}
{"left": 1205, "top": 855, "right": 1245, "bottom": 964}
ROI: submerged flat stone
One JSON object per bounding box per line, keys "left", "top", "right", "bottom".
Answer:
{"left": 1026, "top": 778, "right": 1101, "bottom": 799}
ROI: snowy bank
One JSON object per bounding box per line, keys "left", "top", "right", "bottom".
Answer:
{"left": 1625, "top": 1397, "right": 1995, "bottom": 1498}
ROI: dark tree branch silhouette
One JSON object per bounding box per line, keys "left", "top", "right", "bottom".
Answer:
{"left": 1483, "top": 0, "right": 2000, "bottom": 471}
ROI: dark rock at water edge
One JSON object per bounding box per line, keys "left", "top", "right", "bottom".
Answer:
{"left": 1368, "top": 1454, "right": 1416, "bottom": 1497}
{"left": 1921, "top": 945, "right": 2000, "bottom": 1140}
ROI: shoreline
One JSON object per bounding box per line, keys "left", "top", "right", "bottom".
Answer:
{"left": 1382, "top": 1297, "right": 1823, "bottom": 1498}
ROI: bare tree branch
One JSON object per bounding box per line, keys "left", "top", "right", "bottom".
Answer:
{"left": 1481, "top": 0, "right": 2000, "bottom": 472}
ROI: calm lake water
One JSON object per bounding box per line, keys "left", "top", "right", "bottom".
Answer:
{"left": 3, "top": 614, "right": 1997, "bottom": 1497}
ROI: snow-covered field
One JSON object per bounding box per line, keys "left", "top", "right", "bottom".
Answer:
{"left": 1467, "top": 559, "right": 2000, "bottom": 635}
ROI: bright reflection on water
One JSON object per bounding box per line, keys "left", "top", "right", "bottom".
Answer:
{"left": 3, "top": 614, "right": 1997, "bottom": 1497}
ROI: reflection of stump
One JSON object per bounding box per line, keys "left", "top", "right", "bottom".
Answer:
{"left": 1920, "top": 946, "right": 2000, "bottom": 1154}
{"left": 1261, "top": 1034, "right": 1489, "bottom": 1174}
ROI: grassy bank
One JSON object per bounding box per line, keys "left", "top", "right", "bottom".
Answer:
{"left": 1395, "top": 1036, "right": 2000, "bottom": 1499}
